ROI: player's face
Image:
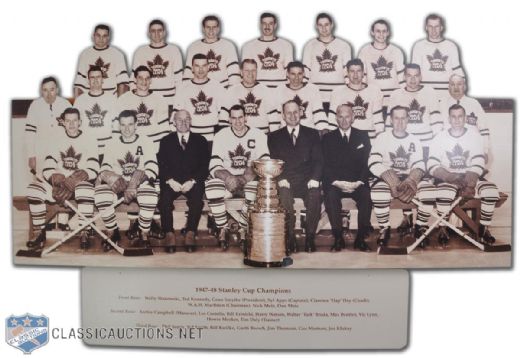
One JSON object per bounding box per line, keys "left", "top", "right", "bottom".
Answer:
{"left": 241, "top": 62, "right": 257, "bottom": 86}
{"left": 316, "top": 18, "right": 333, "bottom": 38}
{"left": 173, "top": 111, "right": 191, "bottom": 134}
{"left": 449, "top": 108, "right": 466, "bottom": 131}
{"left": 261, "top": 17, "right": 277, "bottom": 37}
{"left": 287, "top": 67, "right": 304, "bottom": 88}
{"left": 149, "top": 24, "right": 166, "bottom": 45}
{"left": 347, "top": 65, "right": 364, "bottom": 86}
{"left": 192, "top": 59, "right": 209, "bottom": 80}
{"left": 449, "top": 76, "right": 466, "bottom": 100}
{"left": 93, "top": 29, "right": 110, "bottom": 49}
{"left": 135, "top": 71, "right": 151, "bottom": 92}
{"left": 391, "top": 109, "right": 409, "bottom": 134}
{"left": 282, "top": 102, "right": 301, "bottom": 127}
{"left": 203, "top": 20, "right": 220, "bottom": 41}
{"left": 63, "top": 113, "right": 81, "bottom": 137}
{"left": 88, "top": 70, "right": 103, "bottom": 91}
{"left": 426, "top": 19, "right": 443, "bottom": 41}
{"left": 371, "top": 23, "right": 389, "bottom": 44}
{"left": 41, "top": 81, "right": 58, "bottom": 104}
{"left": 335, "top": 106, "right": 354, "bottom": 131}
{"left": 120, "top": 116, "right": 137, "bottom": 139}
{"left": 230, "top": 109, "right": 246, "bottom": 132}
{"left": 404, "top": 68, "right": 421, "bottom": 90}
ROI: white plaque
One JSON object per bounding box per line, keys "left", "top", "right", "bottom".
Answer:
{"left": 81, "top": 268, "right": 408, "bottom": 350}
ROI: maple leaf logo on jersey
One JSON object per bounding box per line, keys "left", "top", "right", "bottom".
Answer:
{"left": 89, "top": 57, "right": 110, "bottom": 78}
{"left": 228, "top": 143, "right": 251, "bottom": 170}
{"left": 316, "top": 48, "right": 337, "bottom": 72}
{"left": 190, "top": 91, "right": 213, "bottom": 115}
{"left": 206, "top": 49, "right": 222, "bottom": 72}
{"left": 85, "top": 103, "right": 107, "bottom": 127}
{"left": 389, "top": 145, "right": 411, "bottom": 170}
{"left": 446, "top": 144, "right": 469, "bottom": 170}
{"left": 426, "top": 49, "right": 448, "bottom": 72}
{"left": 117, "top": 151, "right": 140, "bottom": 176}
{"left": 347, "top": 95, "right": 369, "bottom": 120}
{"left": 239, "top": 92, "right": 262, "bottom": 117}
{"left": 135, "top": 102, "right": 154, "bottom": 126}
{"left": 407, "top": 99, "right": 426, "bottom": 124}
{"left": 292, "top": 95, "right": 309, "bottom": 119}
{"left": 147, "top": 54, "right": 169, "bottom": 78}
{"left": 258, "top": 47, "right": 280, "bottom": 70}
{"left": 467, "top": 112, "right": 478, "bottom": 126}
{"left": 371, "top": 56, "right": 393, "bottom": 80}
{"left": 60, "top": 146, "right": 82, "bottom": 171}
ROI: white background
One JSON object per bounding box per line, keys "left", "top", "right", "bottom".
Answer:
{"left": 1, "top": 0, "right": 518, "bottom": 356}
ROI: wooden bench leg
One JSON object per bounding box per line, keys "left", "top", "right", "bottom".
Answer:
{"left": 452, "top": 206, "right": 479, "bottom": 235}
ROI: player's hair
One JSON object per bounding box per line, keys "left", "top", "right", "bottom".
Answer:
{"left": 282, "top": 100, "right": 299, "bottom": 113}
{"left": 390, "top": 105, "right": 409, "bottom": 118}
{"left": 346, "top": 58, "right": 364, "bottom": 71}
{"left": 117, "top": 110, "right": 137, "bottom": 122}
{"left": 133, "top": 65, "right": 152, "bottom": 78}
{"left": 448, "top": 103, "right": 466, "bottom": 116}
{"left": 173, "top": 109, "right": 192, "bottom": 121}
{"left": 260, "top": 12, "right": 277, "bottom": 23}
{"left": 62, "top": 107, "right": 80, "bottom": 119}
{"left": 371, "top": 18, "right": 390, "bottom": 33}
{"left": 87, "top": 66, "right": 103, "bottom": 77}
{"left": 315, "top": 12, "right": 333, "bottom": 24}
{"left": 336, "top": 103, "right": 354, "bottom": 114}
{"left": 41, "top": 76, "right": 58, "bottom": 87}
{"left": 149, "top": 19, "right": 165, "bottom": 29}
{"left": 230, "top": 104, "right": 246, "bottom": 115}
{"left": 425, "top": 13, "right": 445, "bottom": 28}
{"left": 404, "top": 63, "right": 421, "bottom": 73}
{"left": 94, "top": 24, "right": 110, "bottom": 34}
{"left": 202, "top": 15, "right": 220, "bottom": 27}
{"left": 286, "top": 61, "right": 305, "bottom": 72}
{"left": 241, "top": 58, "right": 258, "bottom": 69}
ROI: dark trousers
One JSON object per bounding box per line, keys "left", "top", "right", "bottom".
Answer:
{"left": 324, "top": 185, "right": 372, "bottom": 233}
{"left": 279, "top": 184, "right": 321, "bottom": 237}
{"left": 159, "top": 182, "right": 204, "bottom": 233}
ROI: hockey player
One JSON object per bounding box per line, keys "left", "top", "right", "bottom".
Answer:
{"left": 25, "top": 76, "right": 70, "bottom": 174}
{"left": 428, "top": 104, "right": 499, "bottom": 246}
{"left": 369, "top": 106, "right": 435, "bottom": 247}
{"left": 74, "top": 24, "right": 129, "bottom": 98}
{"left": 131, "top": 19, "right": 183, "bottom": 105}
{"left": 411, "top": 14, "right": 465, "bottom": 95}
{"left": 330, "top": 59, "right": 384, "bottom": 140}
{"left": 26, "top": 108, "right": 99, "bottom": 249}
{"left": 221, "top": 59, "right": 278, "bottom": 133}
{"left": 242, "top": 12, "right": 294, "bottom": 89}
{"left": 174, "top": 53, "right": 227, "bottom": 143}
{"left": 205, "top": 104, "right": 270, "bottom": 250}
{"left": 358, "top": 19, "right": 405, "bottom": 106}
{"left": 73, "top": 66, "right": 117, "bottom": 156}
{"left": 183, "top": 15, "right": 240, "bottom": 88}
{"left": 272, "top": 61, "right": 328, "bottom": 133}
{"left": 440, "top": 74, "right": 490, "bottom": 159}
{"left": 95, "top": 110, "right": 159, "bottom": 249}
{"left": 302, "top": 12, "right": 352, "bottom": 113}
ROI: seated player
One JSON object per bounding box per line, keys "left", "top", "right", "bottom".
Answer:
{"left": 205, "top": 104, "right": 270, "bottom": 250}
{"left": 94, "top": 110, "right": 159, "bottom": 250}
{"left": 428, "top": 104, "right": 499, "bottom": 245}
{"left": 26, "top": 108, "right": 99, "bottom": 249}
{"left": 369, "top": 106, "right": 435, "bottom": 247}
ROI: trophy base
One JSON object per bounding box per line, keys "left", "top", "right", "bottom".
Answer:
{"left": 243, "top": 257, "right": 293, "bottom": 268}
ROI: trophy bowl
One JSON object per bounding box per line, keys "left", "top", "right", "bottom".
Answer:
{"left": 252, "top": 159, "right": 284, "bottom": 179}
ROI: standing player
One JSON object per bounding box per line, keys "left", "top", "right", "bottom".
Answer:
{"left": 411, "top": 14, "right": 465, "bottom": 96}
{"left": 358, "top": 19, "right": 405, "bottom": 106}
{"left": 302, "top": 12, "right": 352, "bottom": 114}
{"left": 183, "top": 15, "right": 240, "bottom": 89}
{"left": 131, "top": 19, "right": 183, "bottom": 105}
{"left": 74, "top": 24, "right": 129, "bottom": 98}
{"left": 242, "top": 12, "right": 294, "bottom": 89}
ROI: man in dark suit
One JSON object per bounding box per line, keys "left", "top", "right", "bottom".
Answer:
{"left": 322, "top": 104, "right": 372, "bottom": 252}
{"left": 157, "top": 110, "right": 210, "bottom": 252}
{"left": 268, "top": 100, "right": 323, "bottom": 253}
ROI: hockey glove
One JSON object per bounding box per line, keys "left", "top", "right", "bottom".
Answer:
{"left": 50, "top": 173, "right": 66, "bottom": 187}
{"left": 98, "top": 171, "right": 127, "bottom": 194}
{"left": 380, "top": 169, "right": 401, "bottom": 198}
{"left": 128, "top": 169, "right": 147, "bottom": 190}
{"left": 63, "top": 170, "right": 89, "bottom": 192}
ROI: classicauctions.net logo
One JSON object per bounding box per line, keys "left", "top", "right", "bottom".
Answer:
{"left": 5, "top": 314, "right": 49, "bottom": 354}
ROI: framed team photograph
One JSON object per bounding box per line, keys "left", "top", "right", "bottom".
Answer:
{"left": 10, "top": 3, "right": 513, "bottom": 270}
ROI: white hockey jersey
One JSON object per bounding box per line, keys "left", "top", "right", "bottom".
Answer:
{"left": 369, "top": 131, "right": 424, "bottom": 177}
{"left": 73, "top": 91, "right": 117, "bottom": 153}
{"left": 241, "top": 37, "right": 294, "bottom": 88}
{"left": 209, "top": 126, "right": 270, "bottom": 177}
{"left": 302, "top": 37, "right": 352, "bottom": 102}
{"left": 329, "top": 83, "right": 384, "bottom": 138}
{"left": 101, "top": 134, "right": 158, "bottom": 181}
{"left": 131, "top": 43, "right": 184, "bottom": 101}
{"left": 428, "top": 128, "right": 485, "bottom": 177}
{"left": 183, "top": 38, "right": 240, "bottom": 88}
{"left": 386, "top": 86, "right": 442, "bottom": 144}
{"left": 74, "top": 46, "right": 129, "bottom": 94}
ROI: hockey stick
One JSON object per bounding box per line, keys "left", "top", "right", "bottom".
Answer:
{"left": 378, "top": 197, "right": 462, "bottom": 255}
{"left": 412, "top": 199, "right": 511, "bottom": 252}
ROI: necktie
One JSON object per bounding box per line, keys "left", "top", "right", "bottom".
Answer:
{"left": 181, "top": 135, "right": 187, "bottom": 150}
{"left": 291, "top": 128, "right": 297, "bottom": 146}
{"left": 343, "top": 133, "right": 348, "bottom": 144}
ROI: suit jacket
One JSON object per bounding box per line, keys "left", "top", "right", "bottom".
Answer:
{"left": 157, "top": 132, "right": 210, "bottom": 184}
{"left": 322, "top": 128, "right": 371, "bottom": 187}
{"left": 268, "top": 125, "right": 323, "bottom": 187}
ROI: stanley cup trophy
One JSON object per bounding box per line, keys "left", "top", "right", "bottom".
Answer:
{"left": 244, "top": 159, "right": 293, "bottom": 267}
